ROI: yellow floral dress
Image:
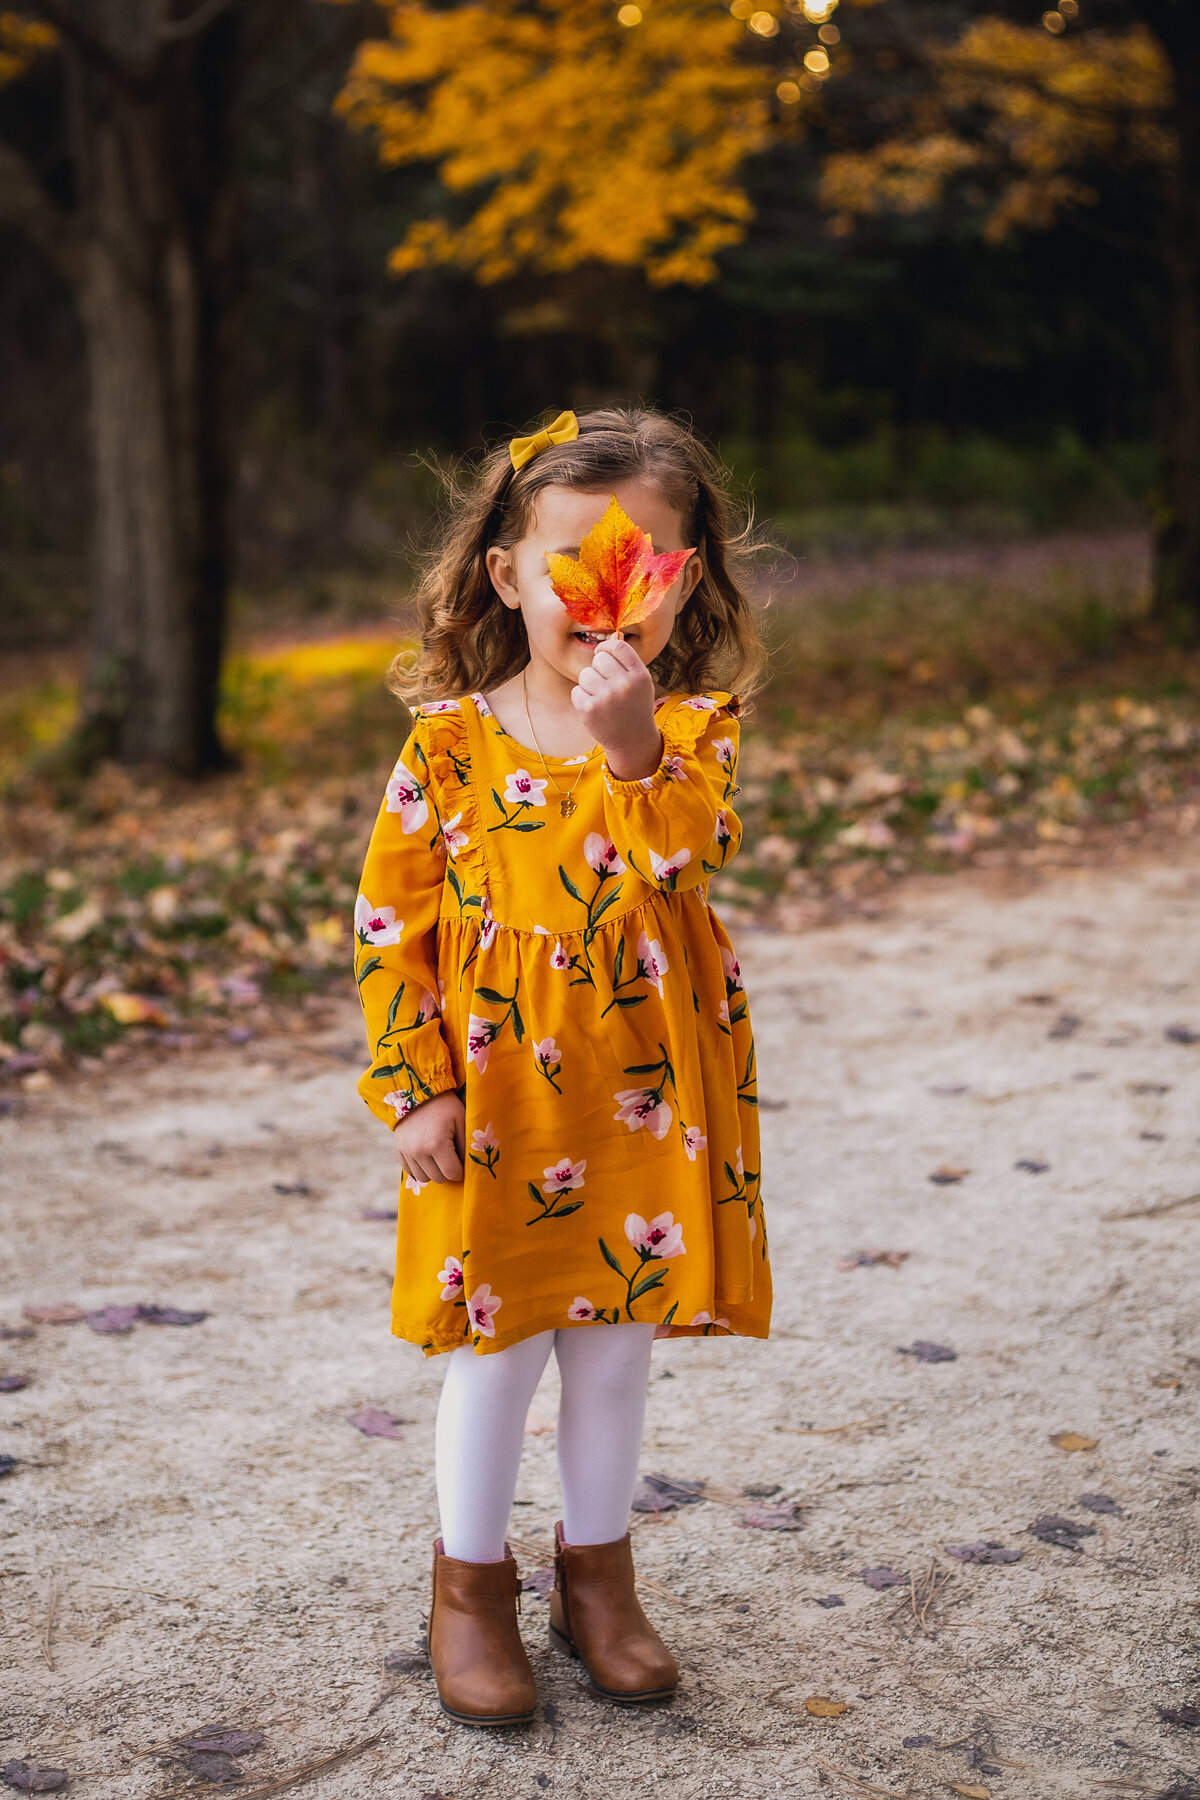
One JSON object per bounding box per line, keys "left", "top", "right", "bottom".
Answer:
{"left": 354, "top": 687, "right": 772, "bottom": 1357}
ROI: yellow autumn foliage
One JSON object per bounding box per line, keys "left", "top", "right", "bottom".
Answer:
{"left": 333, "top": 0, "right": 774, "bottom": 286}
{"left": 821, "top": 19, "right": 1173, "bottom": 241}
{"left": 0, "top": 10, "right": 57, "bottom": 87}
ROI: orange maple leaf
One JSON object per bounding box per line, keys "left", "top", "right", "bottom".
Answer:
{"left": 545, "top": 495, "right": 694, "bottom": 636}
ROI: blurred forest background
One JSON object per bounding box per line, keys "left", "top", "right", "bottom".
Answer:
{"left": 2, "top": 0, "right": 1199, "bottom": 1072}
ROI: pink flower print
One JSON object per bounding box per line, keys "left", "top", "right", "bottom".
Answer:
{"left": 636, "top": 930, "right": 668, "bottom": 996}
{"left": 417, "top": 988, "right": 440, "bottom": 1023}
{"left": 714, "top": 808, "right": 732, "bottom": 846}
{"left": 711, "top": 734, "right": 736, "bottom": 770}
{"left": 648, "top": 847, "right": 691, "bottom": 888}
{"left": 383, "top": 1090, "right": 415, "bottom": 1121}
{"left": 543, "top": 1155, "right": 586, "bottom": 1194}
{"left": 478, "top": 896, "right": 498, "bottom": 952}
{"left": 721, "top": 945, "right": 743, "bottom": 992}
{"left": 718, "top": 998, "right": 730, "bottom": 1025}
{"left": 735, "top": 1144, "right": 744, "bottom": 1177}
{"left": 471, "top": 1122, "right": 498, "bottom": 1155}
{"left": 355, "top": 895, "right": 404, "bottom": 947}
{"left": 471, "top": 691, "right": 494, "bottom": 718}
{"left": 422, "top": 698, "right": 460, "bottom": 715}
{"left": 466, "top": 1013, "right": 500, "bottom": 1072}
{"left": 467, "top": 1283, "right": 502, "bottom": 1338}
{"left": 568, "top": 1297, "right": 597, "bottom": 1321}
{"left": 689, "top": 1311, "right": 731, "bottom": 1330}
{"left": 549, "top": 940, "right": 569, "bottom": 971}
{"left": 384, "top": 756, "right": 429, "bottom": 833}
{"left": 441, "top": 811, "right": 469, "bottom": 858}
{"left": 613, "top": 1087, "right": 673, "bottom": 1140}
{"left": 682, "top": 1125, "right": 708, "bottom": 1162}
{"left": 662, "top": 753, "right": 688, "bottom": 781}
{"left": 502, "top": 768, "right": 548, "bottom": 807}
{"left": 624, "top": 1211, "right": 686, "bottom": 1259}
{"left": 534, "top": 1036, "right": 561, "bottom": 1068}
{"left": 438, "top": 1255, "right": 465, "bottom": 1302}
{"left": 584, "top": 833, "right": 627, "bottom": 876}
{"left": 404, "top": 1170, "right": 426, "bottom": 1194}
{"left": 683, "top": 696, "right": 718, "bottom": 711}
{"left": 534, "top": 923, "right": 550, "bottom": 936}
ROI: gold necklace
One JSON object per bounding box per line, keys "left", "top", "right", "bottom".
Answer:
{"left": 522, "top": 667, "right": 592, "bottom": 818}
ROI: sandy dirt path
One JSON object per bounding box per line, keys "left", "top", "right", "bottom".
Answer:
{"left": 2, "top": 848, "right": 1199, "bottom": 1800}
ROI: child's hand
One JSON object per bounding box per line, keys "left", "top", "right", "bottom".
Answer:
{"left": 571, "top": 635, "right": 663, "bottom": 781}
{"left": 394, "top": 1089, "right": 466, "bottom": 1185}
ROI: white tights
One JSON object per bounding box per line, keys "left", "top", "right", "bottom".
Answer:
{"left": 434, "top": 1323, "right": 655, "bottom": 1562}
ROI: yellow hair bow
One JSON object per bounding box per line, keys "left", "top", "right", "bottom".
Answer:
{"left": 509, "top": 409, "right": 579, "bottom": 471}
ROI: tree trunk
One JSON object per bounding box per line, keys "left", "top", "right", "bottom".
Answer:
{"left": 66, "top": 22, "right": 243, "bottom": 772}
{"left": 1144, "top": 3, "right": 1200, "bottom": 635}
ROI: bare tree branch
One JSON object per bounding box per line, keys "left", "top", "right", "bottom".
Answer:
{"left": 0, "top": 137, "right": 82, "bottom": 286}
{"left": 158, "top": 0, "right": 239, "bottom": 43}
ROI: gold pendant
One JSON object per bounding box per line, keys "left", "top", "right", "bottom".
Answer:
{"left": 559, "top": 795, "right": 577, "bottom": 818}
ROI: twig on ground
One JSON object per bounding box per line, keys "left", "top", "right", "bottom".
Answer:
{"left": 1102, "top": 1191, "right": 1200, "bottom": 1222}
{"left": 811, "top": 1757, "right": 913, "bottom": 1799}
{"left": 155, "top": 1733, "right": 382, "bottom": 1800}
{"left": 38, "top": 1575, "right": 58, "bottom": 1669}
{"left": 776, "top": 1403, "right": 903, "bottom": 1437}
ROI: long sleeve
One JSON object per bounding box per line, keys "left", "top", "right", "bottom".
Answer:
{"left": 599, "top": 691, "right": 743, "bottom": 896}
{"left": 354, "top": 714, "right": 458, "bottom": 1128}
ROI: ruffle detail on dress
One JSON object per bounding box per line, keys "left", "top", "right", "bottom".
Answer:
{"left": 410, "top": 700, "right": 489, "bottom": 894}
{"left": 603, "top": 691, "right": 736, "bottom": 796}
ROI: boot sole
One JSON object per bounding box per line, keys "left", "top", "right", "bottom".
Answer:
{"left": 548, "top": 1622, "right": 678, "bottom": 1704}
{"left": 436, "top": 1695, "right": 537, "bottom": 1727}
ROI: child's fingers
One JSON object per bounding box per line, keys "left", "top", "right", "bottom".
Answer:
{"left": 432, "top": 1140, "right": 464, "bottom": 1183}
{"left": 574, "top": 661, "right": 607, "bottom": 697}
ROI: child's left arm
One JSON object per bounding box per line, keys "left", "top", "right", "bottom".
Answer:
{"left": 599, "top": 697, "right": 743, "bottom": 896}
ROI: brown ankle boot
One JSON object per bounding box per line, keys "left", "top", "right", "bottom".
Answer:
{"left": 428, "top": 1538, "right": 537, "bottom": 1726}
{"left": 547, "top": 1520, "right": 679, "bottom": 1703}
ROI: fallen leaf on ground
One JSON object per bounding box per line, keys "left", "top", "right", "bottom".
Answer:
{"left": 1151, "top": 1373, "right": 1183, "bottom": 1389}
{"left": 1050, "top": 1431, "right": 1098, "bottom": 1452}
{"left": 861, "top": 1566, "right": 908, "bottom": 1590}
{"left": 172, "top": 1729, "right": 263, "bottom": 1757}
{"left": 359, "top": 1207, "right": 397, "bottom": 1222}
{"left": 949, "top": 1785, "right": 991, "bottom": 1799}
{"left": 837, "top": 1249, "right": 910, "bottom": 1271}
{"left": 1158, "top": 1704, "right": 1200, "bottom": 1728}
{"left": 1078, "top": 1492, "right": 1121, "bottom": 1514}
{"left": 273, "top": 1181, "right": 312, "bottom": 1196}
{"left": 99, "top": 993, "right": 168, "bottom": 1026}
{"left": 898, "top": 1341, "right": 957, "bottom": 1363}
{"left": 929, "top": 1166, "right": 970, "bottom": 1184}
{"left": 0, "top": 1326, "right": 35, "bottom": 1341}
{"left": 86, "top": 1306, "right": 139, "bottom": 1335}
{"left": 181, "top": 1749, "right": 242, "bottom": 1783}
{"left": 944, "top": 1541, "right": 1022, "bottom": 1564}
{"left": 0, "top": 1376, "right": 31, "bottom": 1393}
{"left": 1048, "top": 1013, "right": 1082, "bottom": 1038}
{"left": 741, "top": 1502, "right": 805, "bottom": 1530}
{"left": 348, "top": 1408, "right": 408, "bottom": 1440}
{"left": 0, "top": 1455, "right": 18, "bottom": 1478}
{"left": 805, "top": 1697, "right": 849, "bottom": 1716}
{"left": 631, "top": 1473, "right": 707, "bottom": 1512}
{"left": 815, "top": 1594, "right": 845, "bottom": 1607}
{"left": 137, "top": 1305, "right": 209, "bottom": 1327}
{"left": 1164, "top": 1025, "right": 1200, "bottom": 1045}
{"left": 1029, "top": 1513, "right": 1097, "bottom": 1550}
{"left": 519, "top": 1568, "right": 555, "bottom": 1598}
{"left": 902, "top": 1735, "right": 934, "bottom": 1747}
{"left": 382, "top": 1649, "right": 427, "bottom": 1676}
{"left": 1014, "top": 1159, "right": 1049, "bottom": 1173}
{"left": 22, "top": 1305, "right": 83, "bottom": 1325}
{"left": 2, "top": 1766, "right": 68, "bottom": 1794}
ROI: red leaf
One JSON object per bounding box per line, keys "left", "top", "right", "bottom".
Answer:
{"left": 546, "top": 495, "right": 693, "bottom": 635}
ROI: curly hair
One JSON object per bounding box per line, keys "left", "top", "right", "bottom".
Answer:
{"left": 392, "top": 406, "right": 765, "bottom": 708}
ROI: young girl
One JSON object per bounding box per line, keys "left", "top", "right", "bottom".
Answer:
{"left": 354, "top": 406, "right": 771, "bottom": 1727}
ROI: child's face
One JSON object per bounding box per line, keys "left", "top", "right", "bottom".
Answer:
{"left": 486, "top": 477, "right": 702, "bottom": 686}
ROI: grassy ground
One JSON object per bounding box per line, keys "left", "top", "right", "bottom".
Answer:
{"left": 2, "top": 529, "right": 1199, "bottom": 1076}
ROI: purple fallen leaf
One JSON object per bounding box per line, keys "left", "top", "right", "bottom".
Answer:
{"left": 348, "top": 1407, "right": 408, "bottom": 1440}
{"left": 0, "top": 1326, "right": 35, "bottom": 1342}
{"left": 1165, "top": 1025, "right": 1200, "bottom": 1046}
{"left": 136, "top": 1305, "right": 209, "bottom": 1327}
{"left": 631, "top": 1473, "right": 707, "bottom": 1512}
{"left": 0, "top": 1375, "right": 31, "bottom": 1393}
{"left": 86, "top": 1305, "right": 139, "bottom": 1335}
{"left": 360, "top": 1207, "right": 398, "bottom": 1222}
{"left": 0, "top": 1455, "right": 18, "bottom": 1478}
{"left": 741, "top": 1502, "right": 805, "bottom": 1531}
{"left": 1029, "top": 1513, "right": 1096, "bottom": 1551}
{"left": 519, "top": 1568, "right": 555, "bottom": 1597}
{"left": 898, "top": 1341, "right": 957, "bottom": 1363}
{"left": 383, "top": 1648, "right": 428, "bottom": 1676}
{"left": 174, "top": 1730, "right": 263, "bottom": 1757}
{"left": 226, "top": 1025, "right": 255, "bottom": 1044}
{"left": 1079, "top": 1492, "right": 1122, "bottom": 1515}
{"left": 0, "top": 1055, "right": 43, "bottom": 1078}
{"left": 861, "top": 1566, "right": 908, "bottom": 1590}
{"left": 1014, "top": 1159, "right": 1050, "bottom": 1174}
{"left": 815, "top": 1594, "right": 845, "bottom": 1608}
{"left": 1159, "top": 1704, "right": 1200, "bottom": 1728}
{"left": 945, "top": 1540, "right": 1022, "bottom": 1564}
{"left": 182, "top": 1749, "right": 242, "bottom": 1783}
{"left": 903, "top": 1735, "right": 934, "bottom": 1748}
{"left": 2, "top": 1766, "right": 68, "bottom": 1794}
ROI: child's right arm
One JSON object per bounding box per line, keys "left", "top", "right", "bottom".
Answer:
{"left": 354, "top": 719, "right": 463, "bottom": 1175}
